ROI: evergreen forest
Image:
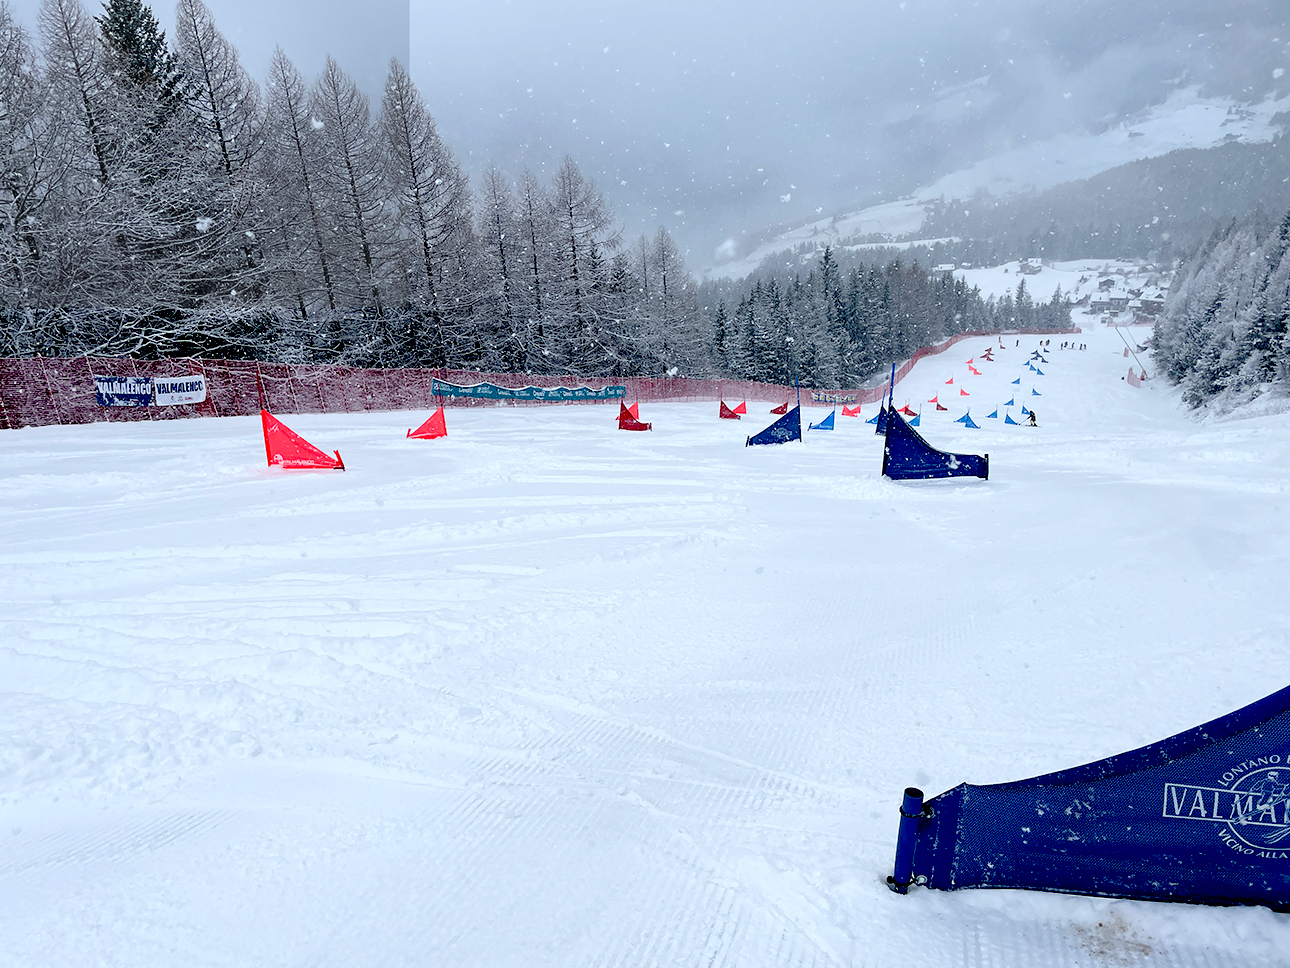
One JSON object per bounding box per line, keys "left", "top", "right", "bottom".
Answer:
{"left": 0, "top": 0, "right": 1071, "bottom": 388}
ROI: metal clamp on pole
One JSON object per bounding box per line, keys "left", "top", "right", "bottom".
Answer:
{"left": 887, "top": 787, "right": 924, "bottom": 894}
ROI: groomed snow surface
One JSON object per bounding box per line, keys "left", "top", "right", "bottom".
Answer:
{"left": 3, "top": 325, "right": 1289, "bottom": 967}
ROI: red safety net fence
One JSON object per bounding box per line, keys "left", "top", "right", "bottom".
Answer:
{"left": 0, "top": 328, "right": 1078, "bottom": 431}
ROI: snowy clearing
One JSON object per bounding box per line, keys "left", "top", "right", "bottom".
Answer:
{"left": 3, "top": 325, "right": 1289, "bottom": 966}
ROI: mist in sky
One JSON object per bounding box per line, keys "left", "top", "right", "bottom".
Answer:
{"left": 416, "top": 0, "right": 1288, "bottom": 264}
{"left": 8, "top": 0, "right": 1290, "bottom": 265}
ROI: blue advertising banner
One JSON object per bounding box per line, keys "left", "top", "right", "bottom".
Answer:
{"left": 893, "top": 684, "right": 1290, "bottom": 910}
{"left": 94, "top": 375, "right": 153, "bottom": 407}
{"left": 432, "top": 380, "right": 625, "bottom": 402}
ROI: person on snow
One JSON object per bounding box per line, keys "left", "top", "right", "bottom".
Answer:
{"left": 1028, "top": 409, "right": 1037, "bottom": 427}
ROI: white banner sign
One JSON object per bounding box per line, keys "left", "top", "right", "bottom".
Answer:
{"left": 153, "top": 374, "right": 208, "bottom": 406}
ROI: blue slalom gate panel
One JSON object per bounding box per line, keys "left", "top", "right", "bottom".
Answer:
{"left": 1005, "top": 412, "right": 1020, "bottom": 425}
{"left": 1036, "top": 368, "right": 1045, "bottom": 376}
{"left": 809, "top": 410, "right": 836, "bottom": 431}
{"left": 882, "top": 410, "right": 988, "bottom": 481}
{"left": 892, "top": 684, "right": 1290, "bottom": 910}
{"left": 873, "top": 405, "right": 890, "bottom": 435}
{"left": 1004, "top": 397, "right": 1015, "bottom": 407}
{"left": 954, "top": 411, "right": 980, "bottom": 429}
{"left": 1032, "top": 388, "right": 1042, "bottom": 396}
{"left": 909, "top": 413, "right": 921, "bottom": 427}
{"left": 1022, "top": 405, "right": 1029, "bottom": 415}
{"left": 746, "top": 406, "right": 801, "bottom": 446}
{"left": 1012, "top": 378, "right": 1021, "bottom": 385}
{"left": 986, "top": 410, "right": 999, "bottom": 419}
{"left": 866, "top": 408, "right": 882, "bottom": 425}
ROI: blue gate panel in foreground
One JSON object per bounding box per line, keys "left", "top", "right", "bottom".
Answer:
{"left": 746, "top": 406, "right": 801, "bottom": 446}
{"left": 892, "top": 683, "right": 1290, "bottom": 910}
{"left": 882, "top": 410, "right": 987, "bottom": 480}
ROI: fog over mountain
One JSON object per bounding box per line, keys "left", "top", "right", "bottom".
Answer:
{"left": 8, "top": 0, "right": 1288, "bottom": 266}
{"left": 417, "top": 0, "right": 1289, "bottom": 263}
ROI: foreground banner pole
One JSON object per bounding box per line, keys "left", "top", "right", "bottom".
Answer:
{"left": 888, "top": 787, "right": 925, "bottom": 894}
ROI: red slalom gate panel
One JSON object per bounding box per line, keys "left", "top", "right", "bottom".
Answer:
{"left": 407, "top": 407, "right": 447, "bottom": 439}
{"left": 842, "top": 405, "right": 862, "bottom": 417}
{"left": 618, "top": 402, "right": 651, "bottom": 431}
{"left": 261, "top": 410, "right": 345, "bottom": 470}
{"left": 770, "top": 402, "right": 789, "bottom": 414}
{"left": 626, "top": 401, "right": 640, "bottom": 419}
{"left": 719, "top": 401, "right": 740, "bottom": 419}
{"left": 732, "top": 400, "right": 747, "bottom": 415}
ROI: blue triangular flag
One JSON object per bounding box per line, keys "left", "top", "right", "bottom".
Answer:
{"left": 954, "top": 411, "right": 980, "bottom": 429}
{"left": 1011, "top": 377, "right": 1021, "bottom": 384}
{"left": 1005, "top": 412, "right": 1020, "bottom": 425}
{"left": 808, "top": 410, "right": 836, "bottom": 431}
{"left": 1036, "top": 368, "right": 1045, "bottom": 376}
{"left": 909, "top": 413, "right": 920, "bottom": 427}
{"left": 1022, "top": 405, "right": 1029, "bottom": 415}
{"left": 1004, "top": 397, "right": 1015, "bottom": 406}
{"left": 1032, "top": 388, "right": 1041, "bottom": 396}
{"left": 987, "top": 409, "right": 998, "bottom": 419}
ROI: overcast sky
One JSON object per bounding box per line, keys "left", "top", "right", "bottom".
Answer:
{"left": 10, "top": 0, "right": 1290, "bottom": 266}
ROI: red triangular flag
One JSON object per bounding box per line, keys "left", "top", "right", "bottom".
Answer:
{"left": 960, "top": 388, "right": 969, "bottom": 396}
{"left": 719, "top": 401, "right": 740, "bottom": 419}
{"left": 841, "top": 404, "right": 861, "bottom": 417}
{"left": 770, "top": 401, "right": 789, "bottom": 414}
{"left": 407, "top": 406, "right": 447, "bottom": 440}
{"left": 732, "top": 400, "right": 747, "bottom": 415}
{"left": 966, "top": 358, "right": 974, "bottom": 364}
{"left": 899, "top": 405, "right": 916, "bottom": 416}
{"left": 928, "top": 394, "right": 939, "bottom": 404}
{"left": 969, "top": 366, "right": 982, "bottom": 375}
{"left": 627, "top": 401, "right": 640, "bottom": 419}
{"left": 262, "top": 410, "right": 344, "bottom": 470}
{"left": 945, "top": 376, "right": 954, "bottom": 385}
{"left": 936, "top": 402, "right": 948, "bottom": 411}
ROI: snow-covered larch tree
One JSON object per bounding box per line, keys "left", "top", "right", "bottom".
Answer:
{"left": 380, "top": 57, "right": 469, "bottom": 365}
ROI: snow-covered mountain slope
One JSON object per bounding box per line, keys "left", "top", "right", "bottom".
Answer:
{"left": 702, "top": 86, "right": 1290, "bottom": 281}
{"left": 4, "top": 326, "right": 1290, "bottom": 965}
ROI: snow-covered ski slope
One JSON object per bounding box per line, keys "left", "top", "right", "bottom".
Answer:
{"left": 3, "top": 325, "right": 1289, "bottom": 967}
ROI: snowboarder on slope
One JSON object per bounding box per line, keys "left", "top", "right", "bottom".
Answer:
{"left": 1028, "top": 409, "right": 1037, "bottom": 427}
